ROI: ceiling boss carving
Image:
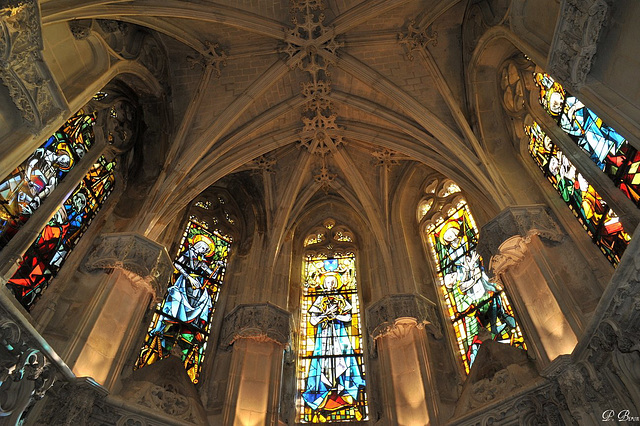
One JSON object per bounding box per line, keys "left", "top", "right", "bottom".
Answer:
{"left": 282, "top": 0, "right": 346, "bottom": 189}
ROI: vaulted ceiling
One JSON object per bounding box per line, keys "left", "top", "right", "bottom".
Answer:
{"left": 41, "top": 0, "right": 511, "bottom": 239}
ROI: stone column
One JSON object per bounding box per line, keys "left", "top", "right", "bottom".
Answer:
{"left": 366, "top": 294, "right": 441, "bottom": 426}
{"left": 477, "top": 205, "right": 600, "bottom": 368}
{"left": 65, "top": 233, "right": 172, "bottom": 390}
{"left": 219, "top": 304, "right": 292, "bottom": 426}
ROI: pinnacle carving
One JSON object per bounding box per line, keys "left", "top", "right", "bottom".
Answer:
{"left": 398, "top": 20, "right": 438, "bottom": 61}
{"left": 187, "top": 41, "right": 228, "bottom": 78}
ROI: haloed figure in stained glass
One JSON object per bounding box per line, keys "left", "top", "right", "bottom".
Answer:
{"left": 302, "top": 260, "right": 365, "bottom": 417}
{"left": 153, "top": 233, "right": 223, "bottom": 334}
{"left": 432, "top": 208, "right": 517, "bottom": 367}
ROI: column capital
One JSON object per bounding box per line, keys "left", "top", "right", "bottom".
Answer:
{"left": 548, "top": 0, "right": 609, "bottom": 92}
{"left": 366, "top": 293, "right": 441, "bottom": 340}
{"left": 477, "top": 205, "right": 564, "bottom": 275}
{"left": 220, "top": 303, "right": 293, "bottom": 347}
{"left": 84, "top": 233, "right": 173, "bottom": 301}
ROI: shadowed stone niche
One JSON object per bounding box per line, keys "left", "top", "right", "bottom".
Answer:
{"left": 478, "top": 205, "right": 601, "bottom": 368}
{"left": 85, "top": 233, "right": 173, "bottom": 302}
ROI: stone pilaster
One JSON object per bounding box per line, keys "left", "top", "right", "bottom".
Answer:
{"left": 366, "top": 294, "right": 441, "bottom": 425}
{"left": 478, "top": 205, "right": 599, "bottom": 368}
{"left": 220, "top": 304, "right": 292, "bottom": 426}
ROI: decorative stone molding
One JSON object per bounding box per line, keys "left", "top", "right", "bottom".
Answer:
{"left": 220, "top": 303, "right": 292, "bottom": 347}
{"left": 0, "top": 0, "right": 65, "bottom": 130}
{"left": 366, "top": 294, "right": 441, "bottom": 340}
{"left": 477, "top": 205, "right": 564, "bottom": 269}
{"left": 548, "top": 0, "right": 609, "bottom": 92}
{"left": 85, "top": 233, "right": 173, "bottom": 301}
{"left": 0, "top": 316, "right": 55, "bottom": 420}
{"left": 372, "top": 148, "right": 409, "bottom": 171}
{"left": 138, "top": 383, "right": 197, "bottom": 423}
{"left": 398, "top": 20, "right": 438, "bottom": 61}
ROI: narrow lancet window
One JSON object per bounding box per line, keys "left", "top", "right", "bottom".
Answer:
{"left": 6, "top": 155, "right": 116, "bottom": 310}
{"left": 0, "top": 111, "right": 96, "bottom": 250}
{"left": 421, "top": 181, "right": 525, "bottom": 373}
{"left": 136, "top": 219, "right": 231, "bottom": 383}
{"left": 534, "top": 72, "right": 640, "bottom": 206}
{"left": 525, "top": 121, "right": 630, "bottom": 265}
{"left": 298, "top": 222, "right": 368, "bottom": 423}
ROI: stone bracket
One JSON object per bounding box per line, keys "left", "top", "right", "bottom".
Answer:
{"left": 0, "top": 0, "right": 67, "bottom": 130}
{"left": 220, "top": 303, "right": 293, "bottom": 347}
{"left": 366, "top": 293, "right": 442, "bottom": 340}
{"left": 84, "top": 233, "right": 173, "bottom": 301}
{"left": 548, "top": 0, "right": 609, "bottom": 92}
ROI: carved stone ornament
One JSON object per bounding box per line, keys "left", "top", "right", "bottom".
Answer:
{"left": 84, "top": 233, "right": 173, "bottom": 301}
{"left": 0, "top": 0, "right": 65, "bottom": 130}
{"left": 488, "top": 235, "right": 530, "bottom": 277}
{"left": 547, "top": 0, "right": 609, "bottom": 92}
{"left": 187, "top": 40, "right": 228, "bottom": 77}
{"left": 220, "top": 303, "right": 293, "bottom": 347}
{"left": 0, "top": 315, "right": 55, "bottom": 421}
{"left": 366, "top": 293, "right": 442, "bottom": 340}
{"left": 398, "top": 20, "right": 438, "bottom": 61}
{"left": 68, "top": 19, "right": 93, "bottom": 40}
{"left": 477, "top": 205, "right": 564, "bottom": 267}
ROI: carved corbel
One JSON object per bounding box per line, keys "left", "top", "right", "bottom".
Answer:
{"left": 488, "top": 235, "right": 531, "bottom": 277}
{"left": 220, "top": 303, "right": 293, "bottom": 347}
{"left": 366, "top": 294, "right": 442, "bottom": 342}
{"left": 548, "top": 0, "right": 609, "bottom": 92}
{"left": 0, "top": 0, "right": 66, "bottom": 130}
{"left": 84, "top": 233, "right": 173, "bottom": 302}
{"left": 477, "top": 205, "right": 564, "bottom": 275}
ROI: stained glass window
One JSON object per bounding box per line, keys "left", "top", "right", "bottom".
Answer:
{"left": 0, "top": 111, "right": 96, "bottom": 251}
{"left": 298, "top": 253, "right": 368, "bottom": 423}
{"left": 535, "top": 72, "right": 640, "bottom": 206}
{"left": 525, "top": 121, "right": 630, "bottom": 265}
{"left": 426, "top": 200, "right": 525, "bottom": 373}
{"left": 6, "top": 155, "right": 116, "bottom": 310}
{"left": 135, "top": 220, "right": 231, "bottom": 384}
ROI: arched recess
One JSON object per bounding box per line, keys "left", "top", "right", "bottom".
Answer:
{"left": 466, "top": 28, "right": 551, "bottom": 209}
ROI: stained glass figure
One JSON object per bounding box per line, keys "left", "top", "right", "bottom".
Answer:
{"left": 135, "top": 220, "right": 231, "bottom": 384}
{"left": 526, "top": 121, "right": 630, "bottom": 265}
{"left": 534, "top": 72, "right": 640, "bottom": 206}
{"left": 0, "top": 111, "right": 96, "bottom": 251}
{"left": 6, "top": 156, "right": 116, "bottom": 310}
{"left": 298, "top": 254, "right": 368, "bottom": 423}
{"left": 426, "top": 201, "right": 525, "bottom": 373}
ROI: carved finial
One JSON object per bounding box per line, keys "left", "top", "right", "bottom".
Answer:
{"left": 314, "top": 164, "right": 337, "bottom": 191}
{"left": 398, "top": 20, "right": 438, "bottom": 61}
